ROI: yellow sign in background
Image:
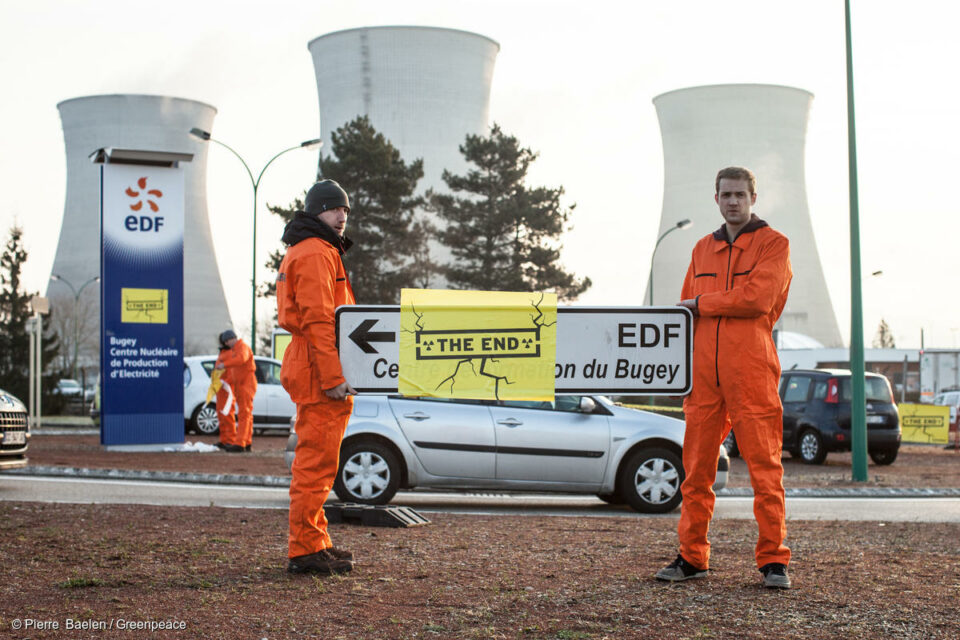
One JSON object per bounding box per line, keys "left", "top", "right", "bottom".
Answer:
{"left": 398, "top": 289, "right": 557, "bottom": 401}
{"left": 121, "top": 288, "right": 168, "bottom": 324}
{"left": 899, "top": 403, "right": 949, "bottom": 444}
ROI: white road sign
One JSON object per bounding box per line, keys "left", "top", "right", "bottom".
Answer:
{"left": 336, "top": 305, "right": 692, "bottom": 395}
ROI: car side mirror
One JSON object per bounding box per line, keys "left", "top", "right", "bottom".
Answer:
{"left": 579, "top": 397, "right": 597, "bottom": 413}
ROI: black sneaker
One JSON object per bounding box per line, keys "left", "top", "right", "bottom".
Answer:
{"left": 213, "top": 442, "right": 226, "bottom": 450}
{"left": 287, "top": 549, "right": 353, "bottom": 575}
{"left": 243, "top": 444, "right": 252, "bottom": 452}
{"left": 759, "top": 563, "right": 791, "bottom": 589}
{"left": 655, "top": 554, "right": 708, "bottom": 582}
{"left": 222, "top": 444, "right": 244, "bottom": 453}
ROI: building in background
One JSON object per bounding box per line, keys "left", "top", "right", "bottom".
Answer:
{"left": 51, "top": 94, "right": 232, "bottom": 364}
{"left": 307, "top": 26, "right": 499, "bottom": 274}
{"left": 648, "top": 84, "right": 842, "bottom": 347}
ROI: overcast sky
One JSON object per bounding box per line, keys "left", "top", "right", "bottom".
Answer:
{"left": 2, "top": 0, "right": 957, "bottom": 349}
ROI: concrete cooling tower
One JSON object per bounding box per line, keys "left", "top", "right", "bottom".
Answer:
{"left": 648, "top": 84, "right": 842, "bottom": 347}
{"left": 51, "top": 95, "right": 232, "bottom": 356}
{"left": 308, "top": 26, "right": 499, "bottom": 276}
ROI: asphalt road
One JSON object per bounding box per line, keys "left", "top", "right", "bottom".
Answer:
{"left": 3, "top": 476, "right": 960, "bottom": 521}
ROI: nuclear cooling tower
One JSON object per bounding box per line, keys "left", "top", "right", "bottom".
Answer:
{"left": 51, "top": 95, "right": 232, "bottom": 356}
{"left": 308, "top": 26, "right": 499, "bottom": 276}
{"left": 648, "top": 84, "right": 842, "bottom": 347}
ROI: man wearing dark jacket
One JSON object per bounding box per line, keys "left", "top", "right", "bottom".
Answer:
{"left": 276, "top": 179, "right": 357, "bottom": 576}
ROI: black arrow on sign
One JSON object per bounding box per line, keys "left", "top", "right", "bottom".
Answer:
{"left": 348, "top": 319, "right": 396, "bottom": 354}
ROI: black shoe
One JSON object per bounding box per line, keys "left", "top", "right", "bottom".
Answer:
{"left": 243, "top": 444, "right": 252, "bottom": 452}
{"left": 287, "top": 549, "right": 353, "bottom": 575}
{"left": 222, "top": 444, "right": 244, "bottom": 453}
{"left": 214, "top": 442, "right": 226, "bottom": 450}
{"left": 759, "top": 563, "right": 791, "bottom": 589}
{"left": 655, "top": 554, "right": 708, "bottom": 582}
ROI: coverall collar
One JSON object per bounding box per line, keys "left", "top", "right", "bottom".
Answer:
{"left": 711, "top": 214, "right": 768, "bottom": 248}
{"left": 281, "top": 211, "right": 353, "bottom": 255}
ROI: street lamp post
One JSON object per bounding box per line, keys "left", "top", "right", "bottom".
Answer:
{"left": 49, "top": 273, "right": 100, "bottom": 381}
{"left": 648, "top": 219, "right": 693, "bottom": 305}
{"left": 189, "top": 128, "right": 322, "bottom": 354}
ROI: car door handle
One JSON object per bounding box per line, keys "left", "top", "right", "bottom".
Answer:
{"left": 403, "top": 412, "right": 430, "bottom": 421}
{"left": 497, "top": 418, "right": 523, "bottom": 427}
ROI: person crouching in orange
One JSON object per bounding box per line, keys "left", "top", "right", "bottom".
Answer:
{"left": 276, "top": 179, "right": 356, "bottom": 576}
{"left": 656, "top": 166, "right": 793, "bottom": 589}
{"left": 215, "top": 329, "right": 257, "bottom": 452}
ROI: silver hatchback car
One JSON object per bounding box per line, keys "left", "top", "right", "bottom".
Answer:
{"left": 286, "top": 395, "right": 728, "bottom": 514}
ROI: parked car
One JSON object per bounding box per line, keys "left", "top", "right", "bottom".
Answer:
{"left": 724, "top": 369, "right": 901, "bottom": 465}
{"left": 183, "top": 355, "right": 295, "bottom": 435}
{"left": 285, "top": 394, "right": 729, "bottom": 514}
{"left": 52, "top": 379, "right": 83, "bottom": 399}
{"left": 931, "top": 389, "right": 960, "bottom": 426}
{"left": 0, "top": 388, "right": 29, "bottom": 469}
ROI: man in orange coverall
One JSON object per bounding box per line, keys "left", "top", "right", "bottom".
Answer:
{"left": 213, "top": 343, "right": 239, "bottom": 452}
{"left": 215, "top": 329, "right": 257, "bottom": 452}
{"left": 276, "top": 179, "right": 356, "bottom": 576}
{"left": 655, "top": 167, "right": 793, "bottom": 589}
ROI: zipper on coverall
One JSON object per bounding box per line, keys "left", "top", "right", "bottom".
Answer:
{"left": 715, "top": 243, "right": 733, "bottom": 387}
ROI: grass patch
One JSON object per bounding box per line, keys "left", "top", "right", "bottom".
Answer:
{"left": 58, "top": 577, "right": 104, "bottom": 589}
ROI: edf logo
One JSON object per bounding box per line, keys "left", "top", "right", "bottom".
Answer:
{"left": 124, "top": 177, "right": 165, "bottom": 232}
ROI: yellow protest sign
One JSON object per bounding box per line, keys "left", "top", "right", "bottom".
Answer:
{"left": 899, "top": 404, "right": 950, "bottom": 444}
{"left": 398, "top": 289, "right": 557, "bottom": 401}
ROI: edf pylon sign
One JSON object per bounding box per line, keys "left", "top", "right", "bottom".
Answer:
{"left": 93, "top": 148, "right": 191, "bottom": 449}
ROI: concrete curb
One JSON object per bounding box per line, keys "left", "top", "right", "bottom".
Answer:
{"left": 4, "top": 465, "right": 960, "bottom": 497}
{"left": 719, "top": 487, "right": 960, "bottom": 498}
{"left": 2, "top": 465, "right": 291, "bottom": 487}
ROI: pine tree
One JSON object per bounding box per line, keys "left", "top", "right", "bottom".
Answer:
{"left": 429, "top": 124, "right": 590, "bottom": 300}
{"left": 872, "top": 318, "right": 896, "bottom": 348}
{"left": 262, "top": 116, "right": 432, "bottom": 306}
{"left": 0, "top": 226, "right": 60, "bottom": 403}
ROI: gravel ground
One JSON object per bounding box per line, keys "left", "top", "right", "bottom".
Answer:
{"left": 1, "top": 502, "right": 958, "bottom": 639}
{"left": 3, "top": 432, "right": 960, "bottom": 638}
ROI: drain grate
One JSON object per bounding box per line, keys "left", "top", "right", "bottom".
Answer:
{"left": 323, "top": 502, "right": 431, "bottom": 528}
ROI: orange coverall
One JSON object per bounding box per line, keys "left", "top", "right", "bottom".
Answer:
{"left": 219, "top": 339, "right": 257, "bottom": 449}
{"left": 276, "top": 233, "right": 355, "bottom": 558}
{"left": 214, "top": 351, "right": 238, "bottom": 447}
{"left": 678, "top": 217, "right": 792, "bottom": 570}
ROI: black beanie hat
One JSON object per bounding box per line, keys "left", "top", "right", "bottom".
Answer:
{"left": 304, "top": 179, "right": 350, "bottom": 215}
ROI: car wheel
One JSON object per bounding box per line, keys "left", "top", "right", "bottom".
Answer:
{"left": 618, "top": 447, "right": 684, "bottom": 514}
{"left": 798, "top": 428, "right": 827, "bottom": 465}
{"left": 869, "top": 447, "right": 898, "bottom": 465}
{"left": 597, "top": 493, "right": 626, "bottom": 505}
{"left": 190, "top": 404, "right": 219, "bottom": 435}
{"left": 334, "top": 439, "right": 401, "bottom": 505}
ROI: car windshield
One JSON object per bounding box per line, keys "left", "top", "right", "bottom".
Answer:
{"left": 840, "top": 377, "right": 892, "bottom": 403}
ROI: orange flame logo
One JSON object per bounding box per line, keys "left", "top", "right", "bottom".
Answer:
{"left": 125, "top": 177, "right": 163, "bottom": 212}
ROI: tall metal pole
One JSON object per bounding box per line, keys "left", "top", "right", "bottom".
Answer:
{"left": 189, "top": 129, "right": 321, "bottom": 354}
{"left": 846, "top": 0, "right": 868, "bottom": 481}
{"left": 648, "top": 219, "right": 692, "bottom": 305}
{"left": 28, "top": 316, "right": 35, "bottom": 427}
{"left": 34, "top": 311, "right": 42, "bottom": 428}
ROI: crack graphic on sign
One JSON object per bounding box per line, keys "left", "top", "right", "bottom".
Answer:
{"left": 402, "top": 294, "right": 554, "bottom": 400}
